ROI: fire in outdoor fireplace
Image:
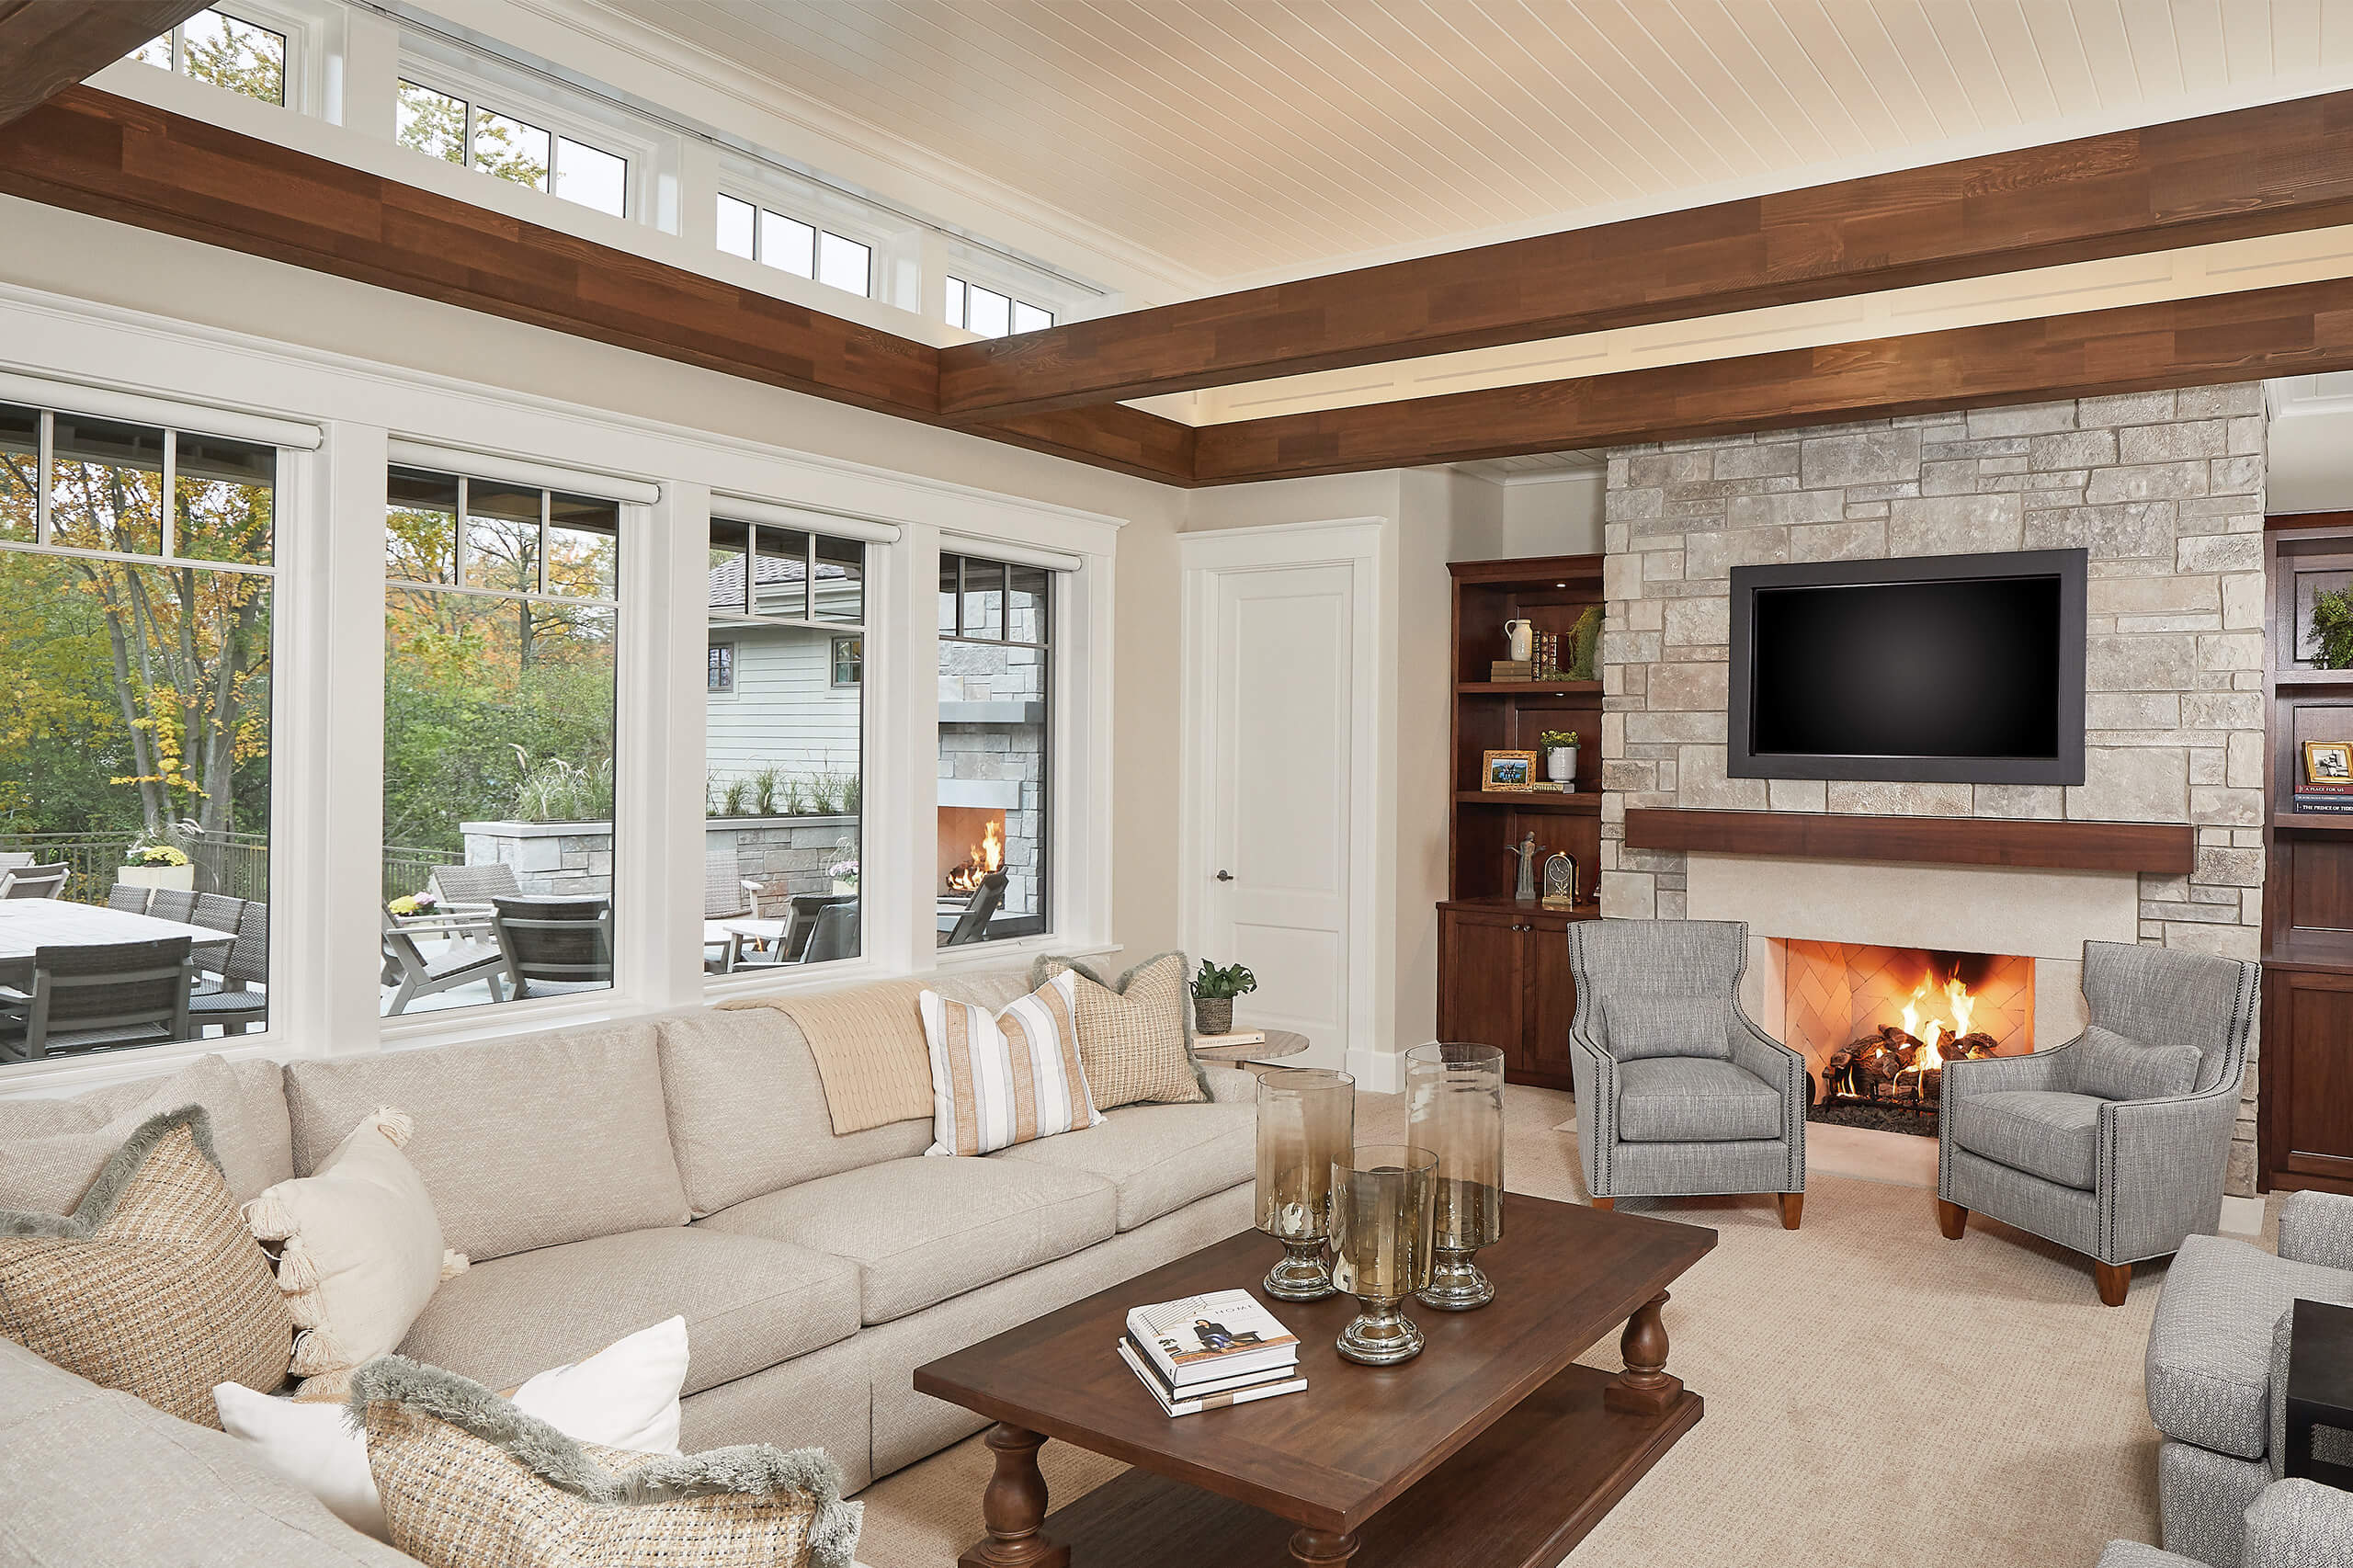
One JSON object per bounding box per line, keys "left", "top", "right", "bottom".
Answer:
{"left": 946, "top": 821, "right": 1005, "bottom": 894}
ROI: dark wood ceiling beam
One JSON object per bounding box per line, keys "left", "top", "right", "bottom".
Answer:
{"left": 0, "top": 0, "right": 207, "bottom": 129}
{"left": 940, "top": 89, "right": 2353, "bottom": 421}
{"left": 0, "top": 87, "right": 1194, "bottom": 483}
{"left": 1191, "top": 276, "right": 2353, "bottom": 483}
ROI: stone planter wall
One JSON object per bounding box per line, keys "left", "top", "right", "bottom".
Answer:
{"left": 1597, "top": 383, "right": 2267, "bottom": 1194}
{"left": 460, "top": 815, "right": 860, "bottom": 900}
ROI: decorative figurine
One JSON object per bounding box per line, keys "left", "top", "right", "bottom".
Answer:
{"left": 1509, "top": 832, "right": 1543, "bottom": 902}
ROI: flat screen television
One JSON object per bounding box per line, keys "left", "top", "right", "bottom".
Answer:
{"left": 1728, "top": 549, "right": 2086, "bottom": 786}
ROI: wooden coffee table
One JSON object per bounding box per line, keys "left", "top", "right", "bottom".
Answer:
{"left": 912, "top": 1192, "right": 1714, "bottom": 1568}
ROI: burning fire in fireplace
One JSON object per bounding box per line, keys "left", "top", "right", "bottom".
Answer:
{"left": 1821, "top": 970, "right": 2002, "bottom": 1110}
{"left": 945, "top": 821, "right": 1005, "bottom": 894}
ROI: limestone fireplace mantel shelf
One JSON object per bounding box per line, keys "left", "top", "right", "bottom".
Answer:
{"left": 1622, "top": 809, "right": 2195, "bottom": 876}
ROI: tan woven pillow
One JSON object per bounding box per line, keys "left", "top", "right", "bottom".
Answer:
{"left": 1033, "top": 951, "right": 1207, "bottom": 1110}
{"left": 0, "top": 1106, "right": 291, "bottom": 1427}
{"left": 351, "top": 1356, "right": 860, "bottom": 1568}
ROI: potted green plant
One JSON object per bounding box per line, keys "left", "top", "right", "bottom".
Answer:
{"left": 1540, "top": 729, "right": 1580, "bottom": 787}
{"left": 1192, "top": 959, "right": 1257, "bottom": 1035}
{"left": 120, "top": 839, "right": 195, "bottom": 892}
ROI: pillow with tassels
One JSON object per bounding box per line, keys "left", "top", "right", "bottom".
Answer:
{"left": 244, "top": 1107, "right": 466, "bottom": 1396}
{"left": 349, "top": 1355, "right": 861, "bottom": 1568}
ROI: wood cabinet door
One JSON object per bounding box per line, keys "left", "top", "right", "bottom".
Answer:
{"left": 1521, "top": 923, "right": 1580, "bottom": 1090}
{"left": 2268, "top": 966, "right": 2353, "bottom": 1188}
{"left": 1437, "top": 908, "right": 1526, "bottom": 1070}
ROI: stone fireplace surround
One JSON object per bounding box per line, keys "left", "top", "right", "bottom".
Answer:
{"left": 1597, "top": 385, "right": 2268, "bottom": 1197}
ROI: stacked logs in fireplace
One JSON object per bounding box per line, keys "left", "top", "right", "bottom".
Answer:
{"left": 1816, "top": 1025, "right": 2002, "bottom": 1113}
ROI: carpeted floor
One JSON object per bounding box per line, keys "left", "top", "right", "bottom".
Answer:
{"left": 851, "top": 1084, "right": 2256, "bottom": 1568}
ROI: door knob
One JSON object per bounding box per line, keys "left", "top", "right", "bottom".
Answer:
{"left": 1215, "top": 869, "right": 1234, "bottom": 882}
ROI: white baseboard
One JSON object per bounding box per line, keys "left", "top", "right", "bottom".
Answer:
{"left": 2219, "top": 1194, "right": 2267, "bottom": 1239}
{"left": 1347, "top": 1046, "right": 1404, "bottom": 1095}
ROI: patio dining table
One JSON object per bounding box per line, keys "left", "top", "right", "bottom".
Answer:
{"left": 0, "top": 900, "right": 235, "bottom": 990}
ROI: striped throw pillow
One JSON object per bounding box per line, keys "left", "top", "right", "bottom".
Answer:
{"left": 918, "top": 971, "right": 1102, "bottom": 1156}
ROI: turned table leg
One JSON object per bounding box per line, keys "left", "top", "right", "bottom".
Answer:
{"left": 1604, "top": 1290, "right": 1684, "bottom": 1416}
{"left": 959, "top": 1424, "right": 1069, "bottom": 1568}
{"left": 1290, "top": 1527, "right": 1359, "bottom": 1566}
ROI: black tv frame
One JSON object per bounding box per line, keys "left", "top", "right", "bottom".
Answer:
{"left": 1726, "top": 548, "right": 2087, "bottom": 786}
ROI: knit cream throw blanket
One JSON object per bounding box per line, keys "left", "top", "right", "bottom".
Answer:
{"left": 719, "top": 980, "right": 934, "bottom": 1135}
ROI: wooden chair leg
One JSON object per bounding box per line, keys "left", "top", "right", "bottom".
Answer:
{"left": 2095, "top": 1261, "right": 2131, "bottom": 1307}
{"left": 1776, "top": 1192, "right": 1803, "bottom": 1231}
{"left": 1589, "top": 1197, "right": 1615, "bottom": 1211}
{"left": 1935, "top": 1199, "right": 1968, "bottom": 1240}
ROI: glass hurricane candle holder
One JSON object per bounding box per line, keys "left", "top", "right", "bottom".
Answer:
{"left": 1405, "top": 1042, "right": 1506, "bottom": 1312}
{"left": 1328, "top": 1143, "right": 1438, "bottom": 1366}
{"left": 1255, "top": 1068, "right": 1355, "bottom": 1301}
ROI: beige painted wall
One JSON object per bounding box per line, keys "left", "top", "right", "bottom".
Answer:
{"left": 0, "top": 196, "right": 1192, "bottom": 960}
{"left": 1500, "top": 472, "right": 1605, "bottom": 559}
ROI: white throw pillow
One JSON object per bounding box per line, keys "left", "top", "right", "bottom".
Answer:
{"left": 214, "top": 1316, "right": 689, "bottom": 1540}
{"left": 243, "top": 1107, "right": 466, "bottom": 1392}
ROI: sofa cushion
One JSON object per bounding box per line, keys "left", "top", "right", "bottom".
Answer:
{"left": 1605, "top": 995, "right": 1733, "bottom": 1062}
{"left": 699, "top": 1155, "right": 1117, "bottom": 1324}
{"left": 1614, "top": 1056, "right": 1780, "bottom": 1142}
{"left": 1950, "top": 1089, "right": 2103, "bottom": 1191}
{"left": 2147, "top": 1233, "right": 2353, "bottom": 1460}
{"left": 0, "top": 1336, "right": 412, "bottom": 1567}
{"left": 658, "top": 1008, "right": 930, "bottom": 1217}
{"left": 995, "top": 1100, "right": 1254, "bottom": 1230}
{"left": 400, "top": 1227, "right": 859, "bottom": 1398}
{"left": 2074, "top": 1023, "right": 2201, "bottom": 1103}
{"left": 0, "top": 1053, "right": 290, "bottom": 1211}
{"left": 286, "top": 1023, "right": 689, "bottom": 1262}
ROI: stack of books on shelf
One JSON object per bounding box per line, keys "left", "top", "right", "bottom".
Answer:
{"left": 2295, "top": 781, "right": 2353, "bottom": 815}
{"left": 1120, "top": 1289, "right": 1303, "bottom": 1416}
{"left": 1489, "top": 659, "right": 1533, "bottom": 681}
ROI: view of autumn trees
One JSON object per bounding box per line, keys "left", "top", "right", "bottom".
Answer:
{"left": 382, "top": 476, "right": 618, "bottom": 868}
{"left": 0, "top": 419, "right": 273, "bottom": 858}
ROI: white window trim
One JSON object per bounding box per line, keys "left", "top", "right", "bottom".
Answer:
{"left": 0, "top": 279, "right": 1120, "bottom": 1096}
{"left": 137, "top": 0, "right": 324, "bottom": 118}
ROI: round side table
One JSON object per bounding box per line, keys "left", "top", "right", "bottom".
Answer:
{"left": 1193, "top": 1028, "right": 1310, "bottom": 1073}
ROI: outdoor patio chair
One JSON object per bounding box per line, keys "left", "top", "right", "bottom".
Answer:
{"left": 429, "top": 863, "right": 523, "bottom": 913}
{"left": 189, "top": 901, "right": 267, "bottom": 1036}
{"left": 0, "top": 852, "right": 33, "bottom": 872}
{"left": 799, "top": 900, "right": 858, "bottom": 964}
{"left": 0, "top": 863, "right": 71, "bottom": 900}
{"left": 192, "top": 892, "right": 244, "bottom": 934}
{"left": 491, "top": 896, "right": 613, "bottom": 998}
{"left": 105, "top": 884, "right": 150, "bottom": 914}
{"left": 944, "top": 870, "right": 1007, "bottom": 946}
{"left": 702, "top": 853, "right": 789, "bottom": 973}
{"left": 381, "top": 908, "right": 509, "bottom": 1015}
{"left": 146, "top": 889, "right": 198, "bottom": 924}
{"left": 0, "top": 937, "right": 194, "bottom": 1061}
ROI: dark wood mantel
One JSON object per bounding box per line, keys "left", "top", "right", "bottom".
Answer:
{"left": 1623, "top": 808, "right": 2194, "bottom": 875}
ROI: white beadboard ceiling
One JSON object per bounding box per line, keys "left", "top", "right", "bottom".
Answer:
{"left": 586, "top": 0, "right": 2353, "bottom": 294}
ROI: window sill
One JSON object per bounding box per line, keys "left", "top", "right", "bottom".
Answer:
{"left": 0, "top": 1031, "right": 287, "bottom": 1100}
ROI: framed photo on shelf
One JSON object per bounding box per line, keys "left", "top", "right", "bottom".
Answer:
{"left": 1482, "top": 749, "right": 1538, "bottom": 791}
{"left": 2306, "top": 740, "right": 2353, "bottom": 785}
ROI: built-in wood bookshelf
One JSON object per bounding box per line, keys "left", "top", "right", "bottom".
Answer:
{"left": 1438, "top": 554, "right": 1604, "bottom": 1088}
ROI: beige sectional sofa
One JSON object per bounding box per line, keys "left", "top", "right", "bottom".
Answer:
{"left": 0, "top": 965, "right": 1259, "bottom": 1560}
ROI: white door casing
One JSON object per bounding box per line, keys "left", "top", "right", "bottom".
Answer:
{"left": 1179, "top": 519, "right": 1382, "bottom": 1079}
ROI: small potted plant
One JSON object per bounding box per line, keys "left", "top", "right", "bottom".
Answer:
{"left": 1192, "top": 959, "right": 1258, "bottom": 1035}
{"left": 119, "top": 840, "right": 195, "bottom": 892}
{"left": 1540, "top": 729, "right": 1580, "bottom": 787}
{"left": 386, "top": 891, "right": 442, "bottom": 919}
{"left": 828, "top": 853, "right": 859, "bottom": 897}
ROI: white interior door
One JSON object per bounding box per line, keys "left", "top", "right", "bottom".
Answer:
{"left": 1200, "top": 562, "right": 1358, "bottom": 1069}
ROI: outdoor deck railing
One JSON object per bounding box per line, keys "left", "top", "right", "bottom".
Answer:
{"left": 0, "top": 831, "right": 271, "bottom": 905}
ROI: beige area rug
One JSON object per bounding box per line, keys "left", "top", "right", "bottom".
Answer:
{"left": 853, "top": 1084, "right": 2249, "bottom": 1568}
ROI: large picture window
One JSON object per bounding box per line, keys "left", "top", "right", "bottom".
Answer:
{"left": 937, "top": 551, "right": 1049, "bottom": 946}
{"left": 381, "top": 468, "right": 619, "bottom": 1017}
{"left": 0, "top": 402, "right": 276, "bottom": 1062}
{"left": 703, "top": 517, "right": 864, "bottom": 973}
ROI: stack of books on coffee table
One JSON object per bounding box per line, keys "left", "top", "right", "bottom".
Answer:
{"left": 1119, "top": 1288, "right": 1303, "bottom": 1416}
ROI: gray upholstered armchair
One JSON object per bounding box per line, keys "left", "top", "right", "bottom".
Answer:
{"left": 1938, "top": 939, "right": 2258, "bottom": 1306}
{"left": 1565, "top": 917, "right": 1808, "bottom": 1229}
{"left": 2096, "top": 1479, "right": 2353, "bottom": 1568}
